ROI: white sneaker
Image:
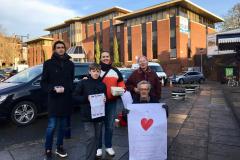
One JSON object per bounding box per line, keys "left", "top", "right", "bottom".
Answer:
{"left": 96, "top": 149, "right": 102, "bottom": 157}
{"left": 105, "top": 148, "right": 115, "bottom": 156}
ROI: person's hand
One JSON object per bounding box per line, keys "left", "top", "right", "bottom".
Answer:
{"left": 162, "top": 105, "right": 169, "bottom": 118}
{"left": 82, "top": 77, "right": 88, "bottom": 80}
{"left": 54, "top": 86, "right": 64, "bottom": 93}
{"left": 134, "top": 87, "right": 139, "bottom": 93}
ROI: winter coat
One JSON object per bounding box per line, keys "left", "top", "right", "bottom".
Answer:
{"left": 40, "top": 53, "right": 74, "bottom": 117}
{"left": 73, "top": 77, "right": 106, "bottom": 122}
{"left": 126, "top": 67, "right": 161, "bottom": 100}
{"left": 100, "top": 62, "right": 125, "bottom": 101}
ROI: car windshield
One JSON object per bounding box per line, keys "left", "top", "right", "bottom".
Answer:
{"left": 120, "top": 70, "right": 133, "bottom": 80}
{"left": 5, "top": 65, "right": 42, "bottom": 83}
{"left": 149, "top": 66, "right": 163, "bottom": 72}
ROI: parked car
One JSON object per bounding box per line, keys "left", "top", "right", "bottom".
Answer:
{"left": 0, "top": 74, "right": 6, "bottom": 82}
{"left": 0, "top": 63, "right": 90, "bottom": 126}
{"left": 131, "top": 62, "right": 167, "bottom": 83}
{"left": 0, "top": 69, "right": 5, "bottom": 75}
{"left": 169, "top": 71, "right": 205, "bottom": 84}
{"left": 118, "top": 68, "right": 134, "bottom": 82}
{"left": 3, "top": 68, "right": 13, "bottom": 77}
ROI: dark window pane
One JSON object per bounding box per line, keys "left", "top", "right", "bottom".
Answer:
{"left": 142, "top": 23, "right": 146, "bottom": 56}
{"left": 127, "top": 27, "right": 132, "bottom": 61}
{"left": 170, "top": 17, "right": 176, "bottom": 58}
{"left": 85, "top": 24, "right": 88, "bottom": 38}
{"left": 152, "top": 21, "right": 158, "bottom": 59}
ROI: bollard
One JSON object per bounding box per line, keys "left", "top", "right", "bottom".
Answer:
{"left": 170, "top": 80, "right": 173, "bottom": 87}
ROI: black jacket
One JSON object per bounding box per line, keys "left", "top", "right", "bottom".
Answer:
{"left": 73, "top": 77, "right": 106, "bottom": 122}
{"left": 40, "top": 53, "right": 74, "bottom": 117}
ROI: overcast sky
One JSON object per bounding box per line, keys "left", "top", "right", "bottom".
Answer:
{"left": 0, "top": 0, "right": 238, "bottom": 40}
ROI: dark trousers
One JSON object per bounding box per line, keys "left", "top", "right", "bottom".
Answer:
{"left": 65, "top": 116, "right": 71, "bottom": 138}
{"left": 83, "top": 122, "right": 103, "bottom": 160}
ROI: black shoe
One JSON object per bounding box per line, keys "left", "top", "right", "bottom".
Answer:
{"left": 44, "top": 150, "right": 52, "bottom": 160}
{"left": 55, "top": 147, "right": 68, "bottom": 158}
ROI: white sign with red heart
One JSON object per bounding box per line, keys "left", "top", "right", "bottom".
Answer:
{"left": 127, "top": 103, "right": 167, "bottom": 160}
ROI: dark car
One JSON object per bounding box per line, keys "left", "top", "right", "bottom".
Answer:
{"left": 169, "top": 71, "right": 205, "bottom": 84}
{"left": 0, "top": 63, "right": 90, "bottom": 126}
{"left": 0, "top": 74, "right": 6, "bottom": 82}
{"left": 118, "top": 68, "right": 134, "bottom": 82}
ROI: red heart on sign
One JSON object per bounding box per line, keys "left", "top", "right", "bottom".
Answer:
{"left": 141, "top": 118, "right": 153, "bottom": 131}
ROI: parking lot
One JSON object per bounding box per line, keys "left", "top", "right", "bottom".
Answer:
{"left": 1, "top": 82, "right": 240, "bottom": 160}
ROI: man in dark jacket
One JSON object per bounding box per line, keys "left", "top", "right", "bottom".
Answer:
{"left": 40, "top": 41, "right": 74, "bottom": 159}
{"left": 73, "top": 63, "right": 106, "bottom": 160}
{"left": 126, "top": 56, "right": 161, "bottom": 101}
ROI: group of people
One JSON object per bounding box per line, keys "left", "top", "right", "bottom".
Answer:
{"left": 41, "top": 41, "right": 163, "bottom": 160}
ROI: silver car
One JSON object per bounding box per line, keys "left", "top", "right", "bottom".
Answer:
{"left": 169, "top": 71, "right": 205, "bottom": 84}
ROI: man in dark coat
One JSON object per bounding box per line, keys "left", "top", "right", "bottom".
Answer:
{"left": 40, "top": 40, "right": 74, "bottom": 159}
{"left": 126, "top": 56, "right": 161, "bottom": 101}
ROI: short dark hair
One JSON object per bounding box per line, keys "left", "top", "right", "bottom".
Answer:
{"left": 52, "top": 40, "right": 66, "bottom": 51}
{"left": 89, "top": 63, "right": 101, "bottom": 71}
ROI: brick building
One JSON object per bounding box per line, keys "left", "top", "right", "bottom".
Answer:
{"left": 26, "top": 37, "right": 53, "bottom": 66}
{"left": 27, "top": 0, "right": 224, "bottom": 76}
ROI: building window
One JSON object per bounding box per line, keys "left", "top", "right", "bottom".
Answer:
{"left": 169, "top": 7, "right": 176, "bottom": 17}
{"left": 85, "top": 24, "right": 88, "bottom": 38}
{"left": 94, "top": 23, "right": 97, "bottom": 35}
{"left": 152, "top": 21, "right": 158, "bottom": 59}
{"left": 187, "top": 19, "right": 191, "bottom": 59}
{"left": 110, "top": 20, "right": 114, "bottom": 57}
{"left": 116, "top": 27, "right": 121, "bottom": 61}
{"left": 142, "top": 23, "right": 147, "bottom": 57}
{"left": 170, "top": 17, "right": 177, "bottom": 58}
{"left": 127, "top": 27, "right": 132, "bottom": 61}
{"left": 157, "top": 11, "right": 163, "bottom": 20}
{"left": 163, "top": 9, "right": 169, "bottom": 19}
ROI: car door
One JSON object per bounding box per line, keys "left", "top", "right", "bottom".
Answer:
{"left": 30, "top": 76, "right": 48, "bottom": 113}
{"left": 184, "top": 72, "right": 191, "bottom": 83}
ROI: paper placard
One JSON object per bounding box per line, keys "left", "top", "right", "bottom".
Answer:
{"left": 127, "top": 103, "right": 167, "bottom": 160}
{"left": 89, "top": 93, "right": 105, "bottom": 119}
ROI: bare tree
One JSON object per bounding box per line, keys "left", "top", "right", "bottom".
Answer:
{"left": 0, "top": 31, "right": 21, "bottom": 66}
{"left": 219, "top": 3, "right": 240, "bottom": 31}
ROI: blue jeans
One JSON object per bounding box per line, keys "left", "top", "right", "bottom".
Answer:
{"left": 98, "top": 100, "right": 117, "bottom": 148}
{"left": 45, "top": 116, "right": 67, "bottom": 150}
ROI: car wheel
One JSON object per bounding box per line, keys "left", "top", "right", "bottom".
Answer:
{"left": 11, "top": 101, "right": 37, "bottom": 126}
{"left": 199, "top": 78, "right": 204, "bottom": 84}
{"left": 179, "top": 79, "right": 184, "bottom": 84}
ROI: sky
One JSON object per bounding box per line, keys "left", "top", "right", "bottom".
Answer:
{"left": 0, "top": 0, "right": 238, "bottom": 40}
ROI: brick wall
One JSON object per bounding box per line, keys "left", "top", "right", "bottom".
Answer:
{"left": 131, "top": 25, "right": 142, "bottom": 63}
